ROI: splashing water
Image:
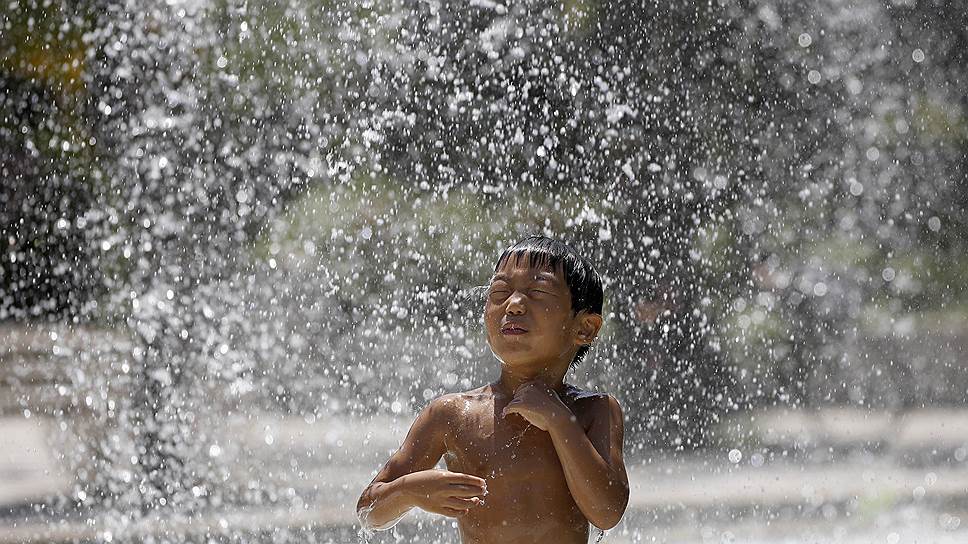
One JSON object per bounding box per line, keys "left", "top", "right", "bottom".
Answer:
{"left": 506, "top": 424, "right": 530, "bottom": 452}
{"left": 357, "top": 503, "right": 376, "bottom": 544}
{"left": 357, "top": 501, "right": 410, "bottom": 543}
{"left": 3, "top": 0, "right": 968, "bottom": 542}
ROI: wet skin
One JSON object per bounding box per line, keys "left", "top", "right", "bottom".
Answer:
{"left": 358, "top": 258, "right": 629, "bottom": 542}
{"left": 442, "top": 383, "right": 618, "bottom": 543}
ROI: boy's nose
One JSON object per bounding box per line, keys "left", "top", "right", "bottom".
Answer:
{"left": 506, "top": 293, "right": 526, "bottom": 315}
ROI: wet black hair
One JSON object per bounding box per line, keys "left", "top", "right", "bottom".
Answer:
{"left": 493, "top": 235, "right": 604, "bottom": 367}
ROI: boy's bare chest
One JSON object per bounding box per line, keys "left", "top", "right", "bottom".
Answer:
{"left": 443, "top": 398, "right": 588, "bottom": 482}
{"left": 441, "top": 394, "right": 594, "bottom": 540}
{"left": 449, "top": 417, "right": 555, "bottom": 478}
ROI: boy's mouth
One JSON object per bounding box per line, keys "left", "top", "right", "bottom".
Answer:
{"left": 501, "top": 323, "right": 528, "bottom": 335}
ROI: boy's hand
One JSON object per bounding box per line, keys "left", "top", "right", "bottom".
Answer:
{"left": 404, "top": 469, "right": 487, "bottom": 518}
{"left": 502, "top": 380, "right": 572, "bottom": 431}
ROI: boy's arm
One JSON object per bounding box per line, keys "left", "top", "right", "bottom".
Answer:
{"left": 552, "top": 393, "right": 630, "bottom": 529}
{"left": 503, "top": 385, "right": 629, "bottom": 529}
{"left": 357, "top": 395, "right": 486, "bottom": 530}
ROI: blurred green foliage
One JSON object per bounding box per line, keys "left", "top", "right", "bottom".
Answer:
{"left": 0, "top": 1, "right": 104, "bottom": 319}
{"left": 260, "top": 175, "right": 613, "bottom": 289}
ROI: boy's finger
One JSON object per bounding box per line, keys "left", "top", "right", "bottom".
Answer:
{"left": 446, "top": 496, "right": 480, "bottom": 508}
{"left": 451, "top": 474, "right": 486, "bottom": 487}
{"left": 441, "top": 507, "right": 467, "bottom": 518}
{"left": 447, "top": 479, "right": 482, "bottom": 489}
{"left": 449, "top": 486, "right": 486, "bottom": 498}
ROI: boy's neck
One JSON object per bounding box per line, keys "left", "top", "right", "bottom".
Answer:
{"left": 495, "top": 363, "right": 568, "bottom": 396}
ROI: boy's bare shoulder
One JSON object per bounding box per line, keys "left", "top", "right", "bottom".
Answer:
{"left": 424, "top": 386, "right": 491, "bottom": 421}
{"left": 424, "top": 393, "right": 459, "bottom": 421}
{"left": 447, "top": 383, "right": 498, "bottom": 401}
{"left": 429, "top": 384, "right": 620, "bottom": 418}
{"left": 430, "top": 385, "right": 494, "bottom": 415}
{"left": 562, "top": 384, "right": 622, "bottom": 416}
{"left": 562, "top": 383, "right": 611, "bottom": 402}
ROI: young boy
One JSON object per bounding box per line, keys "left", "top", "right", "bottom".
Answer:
{"left": 357, "top": 235, "right": 629, "bottom": 543}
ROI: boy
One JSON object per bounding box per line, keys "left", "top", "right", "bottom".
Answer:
{"left": 357, "top": 235, "right": 629, "bottom": 543}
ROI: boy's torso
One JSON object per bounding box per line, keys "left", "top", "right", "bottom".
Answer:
{"left": 440, "top": 383, "right": 604, "bottom": 544}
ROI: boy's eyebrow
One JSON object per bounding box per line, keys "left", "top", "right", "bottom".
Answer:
{"left": 490, "top": 271, "right": 559, "bottom": 283}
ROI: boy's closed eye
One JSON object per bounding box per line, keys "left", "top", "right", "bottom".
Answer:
{"left": 489, "top": 274, "right": 557, "bottom": 291}
{"left": 487, "top": 287, "right": 555, "bottom": 302}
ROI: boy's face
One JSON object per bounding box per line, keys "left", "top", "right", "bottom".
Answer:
{"left": 483, "top": 255, "right": 586, "bottom": 370}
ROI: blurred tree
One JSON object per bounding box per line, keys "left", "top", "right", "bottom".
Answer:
{"left": 727, "top": 0, "right": 968, "bottom": 412}
{"left": 0, "top": 2, "right": 102, "bottom": 320}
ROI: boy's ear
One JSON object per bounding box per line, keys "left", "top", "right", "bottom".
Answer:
{"left": 575, "top": 312, "right": 603, "bottom": 346}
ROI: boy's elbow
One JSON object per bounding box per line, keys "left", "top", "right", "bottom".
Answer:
{"left": 357, "top": 484, "right": 405, "bottom": 531}
{"left": 596, "top": 520, "right": 620, "bottom": 531}
{"left": 593, "top": 485, "right": 629, "bottom": 530}
{"left": 358, "top": 507, "right": 405, "bottom": 532}
{"left": 356, "top": 502, "right": 388, "bottom": 531}
{"left": 359, "top": 516, "right": 391, "bottom": 532}
{"left": 591, "top": 512, "right": 623, "bottom": 531}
